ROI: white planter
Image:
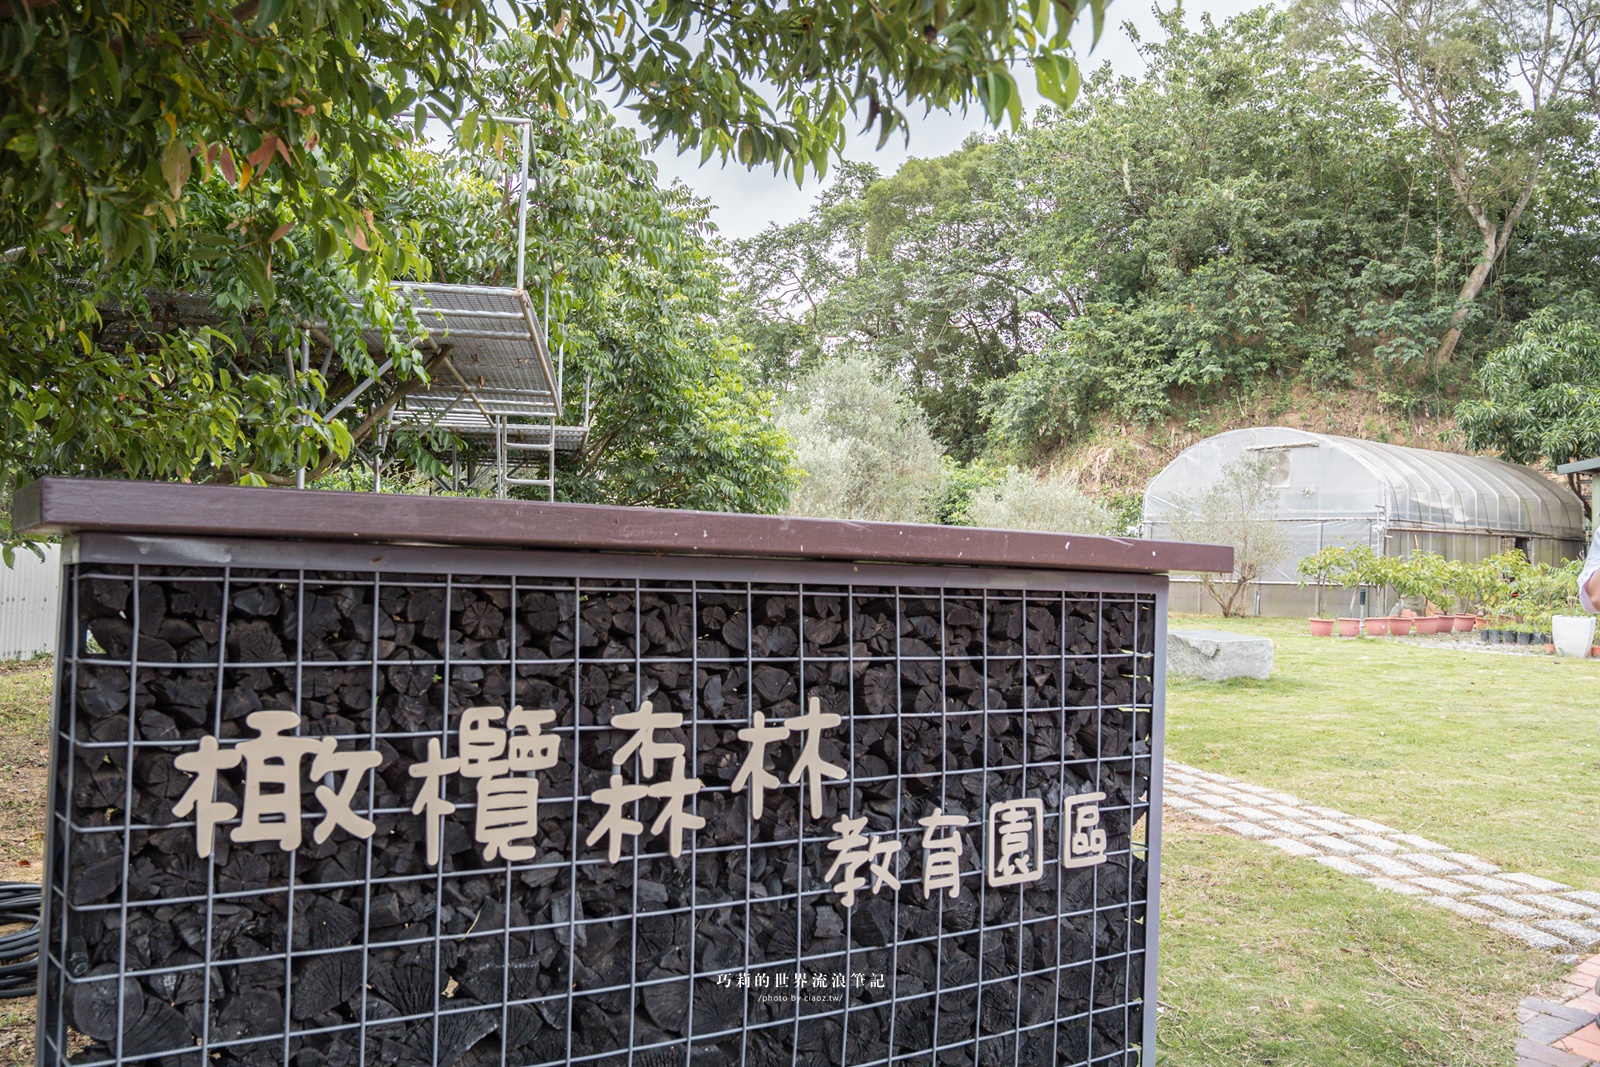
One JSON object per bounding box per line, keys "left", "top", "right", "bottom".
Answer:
{"left": 1551, "top": 615, "right": 1595, "bottom": 659}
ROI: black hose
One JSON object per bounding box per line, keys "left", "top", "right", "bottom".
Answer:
{"left": 0, "top": 881, "right": 41, "bottom": 999}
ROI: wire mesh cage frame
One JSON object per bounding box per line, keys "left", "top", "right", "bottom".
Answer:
{"left": 37, "top": 532, "right": 1170, "bottom": 1067}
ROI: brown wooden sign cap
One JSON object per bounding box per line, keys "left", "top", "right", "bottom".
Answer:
{"left": 14, "top": 477, "right": 1234, "bottom": 575}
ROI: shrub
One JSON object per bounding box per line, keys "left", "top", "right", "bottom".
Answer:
{"left": 776, "top": 357, "right": 945, "bottom": 523}
{"left": 966, "top": 470, "right": 1120, "bottom": 534}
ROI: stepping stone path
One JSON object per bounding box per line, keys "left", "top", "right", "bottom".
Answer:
{"left": 1165, "top": 760, "right": 1600, "bottom": 952}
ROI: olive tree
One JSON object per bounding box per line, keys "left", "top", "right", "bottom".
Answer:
{"left": 776, "top": 356, "right": 945, "bottom": 523}
{"left": 966, "top": 470, "right": 1120, "bottom": 534}
{"left": 1168, "top": 453, "right": 1290, "bottom": 617}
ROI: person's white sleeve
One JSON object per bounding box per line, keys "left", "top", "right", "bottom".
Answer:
{"left": 1580, "top": 525, "right": 1600, "bottom": 612}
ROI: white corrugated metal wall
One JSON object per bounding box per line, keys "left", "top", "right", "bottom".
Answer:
{"left": 0, "top": 544, "right": 60, "bottom": 660}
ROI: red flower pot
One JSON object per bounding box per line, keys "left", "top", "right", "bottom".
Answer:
{"left": 1309, "top": 618, "right": 1335, "bottom": 637}
{"left": 1364, "top": 617, "right": 1390, "bottom": 636}
{"left": 1452, "top": 614, "right": 1476, "bottom": 632}
{"left": 1388, "top": 616, "right": 1413, "bottom": 636}
{"left": 1337, "top": 617, "right": 1360, "bottom": 637}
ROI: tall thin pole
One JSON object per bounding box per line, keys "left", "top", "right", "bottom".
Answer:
{"left": 296, "top": 331, "right": 309, "bottom": 489}
{"left": 515, "top": 122, "right": 530, "bottom": 292}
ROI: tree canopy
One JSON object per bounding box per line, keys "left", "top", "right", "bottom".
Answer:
{"left": 0, "top": 25, "right": 806, "bottom": 517}
{"left": 2, "top": 0, "right": 1106, "bottom": 270}
{"left": 1456, "top": 298, "right": 1600, "bottom": 468}
{"left": 732, "top": 7, "right": 1600, "bottom": 463}
{"left": 0, "top": 0, "right": 1116, "bottom": 529}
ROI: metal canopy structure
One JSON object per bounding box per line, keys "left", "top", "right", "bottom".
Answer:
{"left": 310, "top": 115, "right": 591, "bottom": 501}
{"left": 369, "top": 281, "right": 589, "bottom": 500}
{"left": 391, "top": 283, "right": 560, "bottom": 417}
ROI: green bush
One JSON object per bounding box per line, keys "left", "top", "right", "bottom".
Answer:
{"left": 776, "top": 357, "right": 946, "bottom": 523}
{"left": 966, "top": 470, "right": 1121, "bottom": 534}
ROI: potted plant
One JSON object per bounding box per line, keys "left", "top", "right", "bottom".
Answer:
{"left": 1435, "top": 559, "right": 1477, "bottom": 631}
{"left": 1453, "top": 556, "right": 1498, "bottom": 630}
{"left": 1389, "top": 552, "right": 1443, "bottom": 633}
{"left": 1297, "top": 546, "right": 1349, "bottom": 636}
{"left": 1343, "top": 545, "right": 1400, "bottom": 631}
{"left": 1476, "top": 551, "right": 1529, "bottom": 644}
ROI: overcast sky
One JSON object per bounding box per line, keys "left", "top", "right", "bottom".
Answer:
{"left": 628, "top": 0, "right": 1269, "bottom": 241}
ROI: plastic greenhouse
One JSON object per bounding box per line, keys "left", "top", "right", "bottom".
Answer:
{"left": 1143, "top": 427, "right": 1587, "bottom": 615}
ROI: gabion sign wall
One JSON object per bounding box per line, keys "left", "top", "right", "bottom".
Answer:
{"left": 39, "top": 538, "right": 1162, "bottom": 1067}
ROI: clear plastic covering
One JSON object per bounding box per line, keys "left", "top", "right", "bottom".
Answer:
{"left": 1143, "top": 427, "right": 1587, "bottom": 581}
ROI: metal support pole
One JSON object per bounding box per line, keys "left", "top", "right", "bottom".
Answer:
{"left": 496, "top": 416, "right": 507, "bottom": 500}
{"left": 515, "top": 123, "right": 530, "bottom": 292}
{"left": 296, "top": 332, "right": 310, "bottom": 490}
{"left": 373, "top": 423, "right": 387, "bottom": 494}
{"left": 547, "top": 416, "right": 556, "bottom": 503}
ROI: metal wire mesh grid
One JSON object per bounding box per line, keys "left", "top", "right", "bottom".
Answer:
{"left": 40, "top": 546, "right": 1160, "bottom": 1067}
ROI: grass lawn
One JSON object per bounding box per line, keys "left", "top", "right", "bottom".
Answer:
{"left": 1164, "top": 613, "right": 1600, "bottom": 887}
{"left": 1156, "top": 821, "right": 1563, "bottom": 1066}
{"left": 0, "top": 658, "right": 49, "bottom": 1067}
{"left": 1157, "top": 611, "right": 1598, "bottom": 1065}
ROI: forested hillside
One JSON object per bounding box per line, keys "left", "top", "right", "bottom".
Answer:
{"left": 730, "top": 6, "right": 1600, "bottom": 505}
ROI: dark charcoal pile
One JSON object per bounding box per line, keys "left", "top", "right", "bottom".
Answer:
{"left": 46, "top": 564, "right": 1157, "bottom": 1067}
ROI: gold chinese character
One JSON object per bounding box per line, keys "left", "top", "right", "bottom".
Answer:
{"left": 986, "top": 798, "right": 1044, "bottom": 887}
{"left": 172, "top": 735, "right": 241, "bottom": 858}
{"left": 456, "top": 706, "right": 562, "bottom": 862}
{"left": 309, "top": 737, "right": 383, "bottom": 845}
{"left": 785, "top": 696, "right": 846, "bottom": 819}
{"left": 409, "top": 738, "right": 460, "bottom": 867}
{"left": 231, "top": 710, "right": 322, "bottom": 852}
{"left": 611, "top": 699, "right": 683, "bottom": 777}
{"left": 174, "top": 713, "right": 384, "bottom": 857}
{"left": 1063, "top": 791, "right": 1108, "bottom": 868}
{"left": 586, "top": 772, "right": 649, "bottom": 863}
{"left": 647, "top": 754, "right": 705, "bottom": 857}
{"left": 824, "top": 815, "right": 902, "bottom": 907}
{"left": 919, "top": 806, "right": 965, "bottom": 899}
{"left": 731, "top": 711, "right": 790, "bottom": 818}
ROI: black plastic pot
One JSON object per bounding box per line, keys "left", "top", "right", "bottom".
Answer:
{"left": 1516, "top": 631, "right": 1531, "bottom": 645}
{"left": 1489, "top": 629, "right": 1504, "bottom": 643}
{"left": 1477, "top": 630, "right": 1491, "bottom": 643}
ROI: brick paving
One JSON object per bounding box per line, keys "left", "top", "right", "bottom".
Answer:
{"left": 1165, "top": 761, "right": 1600, "bottom": 951}
{"left": 1516, "top": 955, "right": 1600, "bottom": 1066}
